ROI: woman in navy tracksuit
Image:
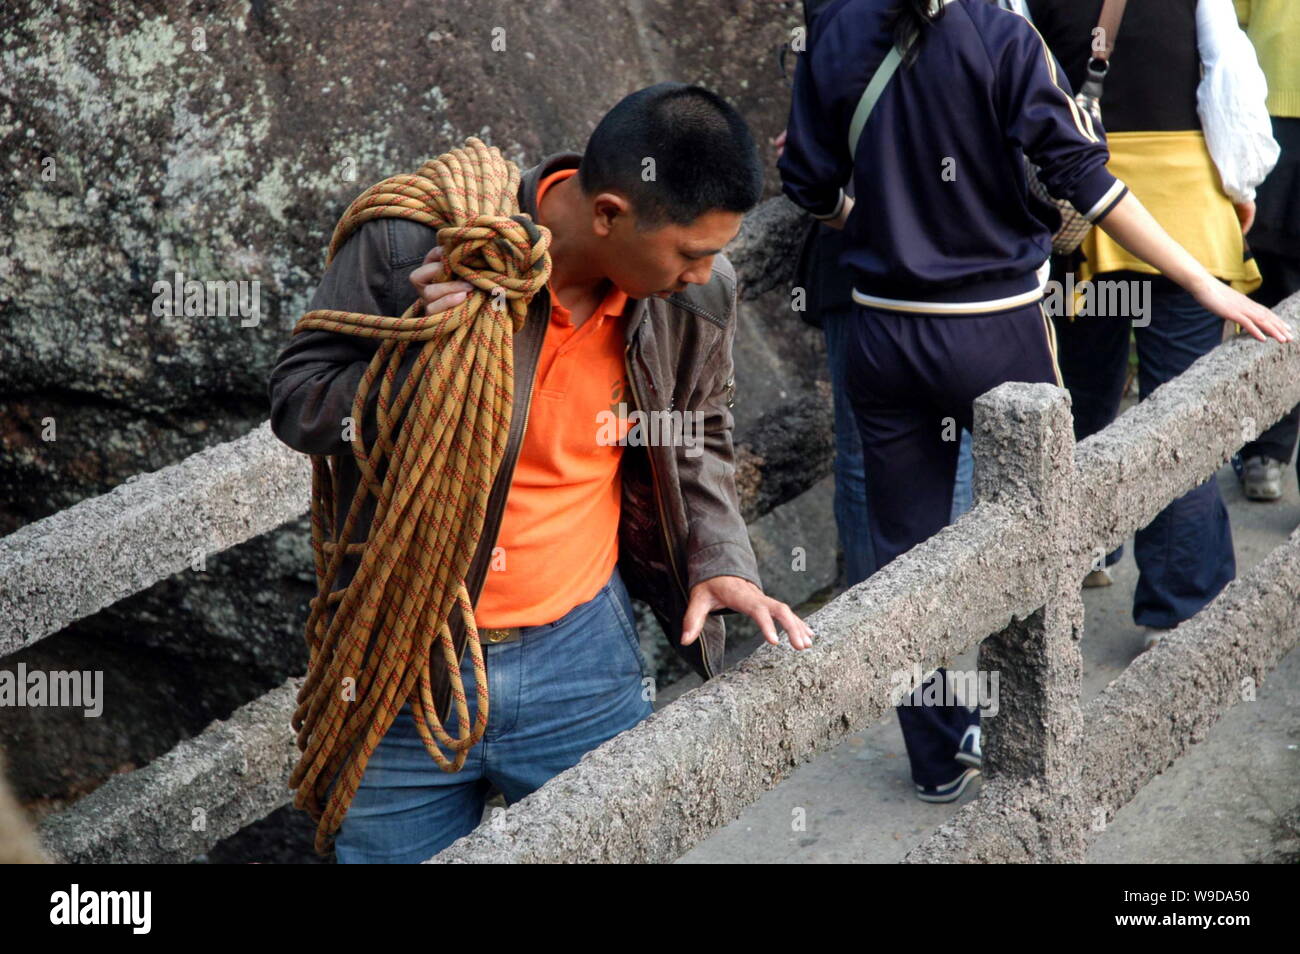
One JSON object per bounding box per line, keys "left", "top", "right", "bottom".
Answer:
{"left": 778, "top": 0, "right": 1292, "bottom": 802}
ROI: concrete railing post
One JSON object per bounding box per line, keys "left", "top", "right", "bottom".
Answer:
{"left": 974, "top": 382, "right": 1087, "bottom": 861}
{"left": 907, "top": 382, "right": 1087, "bottom": 863}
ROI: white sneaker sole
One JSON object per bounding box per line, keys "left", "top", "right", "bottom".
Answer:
{"left": 1243, "top": 484, "right": 1283, "bottom": 501}
{"left": 955, "top": 750, "right": 982, "bottom": 769}
{"left": 916, "top": 768, "right": 981, "bottom": 803}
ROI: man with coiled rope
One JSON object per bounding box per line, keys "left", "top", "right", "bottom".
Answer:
{"left": 267, "top": 82, "right": 815, "bottom": 862}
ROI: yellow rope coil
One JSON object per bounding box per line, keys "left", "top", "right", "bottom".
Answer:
{"left": 286, "top": 137, "right": 552, "bottom": 855}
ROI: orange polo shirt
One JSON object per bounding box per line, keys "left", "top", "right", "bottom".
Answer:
{"left": 474, "top": 168, "right": 632, "bottom": 628}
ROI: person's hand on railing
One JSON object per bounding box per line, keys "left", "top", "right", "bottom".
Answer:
{"left": 1189, "top": 275, "right": 1294, "bottom": 343}
{"left": 1097, "top": 191, "right": 1293, "bottom": 343}
{"left": 409, "top": 245, "right": 474, "bottom": 315}
{"left": 680, "top": 575, "right": 815, "bottom": 651}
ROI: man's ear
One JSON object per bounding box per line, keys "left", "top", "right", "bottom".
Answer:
{"left": 591, "top": 191, "right": 635, "bottom": 237}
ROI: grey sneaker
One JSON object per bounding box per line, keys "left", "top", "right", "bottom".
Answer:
{"left": 1083, "top": 566, "right": 1113, "bottom": 588}
{"left": 1241, "top": 456, "right": 1283, "bottom": 501}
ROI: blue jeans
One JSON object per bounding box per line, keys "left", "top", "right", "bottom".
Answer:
{"left": 1052, "top": 273, "right": 1235, "bottom": 626}
{"left": 823, "top": 307, "right": 876, "bottom": 586}
{"left": 333, "top": 565, "right": 653, "bottom": 863}
{"left": 823, "top": 307, "right": 973, "bottom": 588}
{"left": 952, "top": 429, "right": 974, "bottom": 519}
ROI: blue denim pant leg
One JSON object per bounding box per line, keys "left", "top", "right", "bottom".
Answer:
{"left": 822, "top": 306, "right": 876, "bottom": 586}
{"left": 333, "top": 565, "right": 652, "bottom": 863}
{"left": 1130, "top": 278, "right": 1236, "bottom": 626}
{"left": 483, "top": 565, "right": 654, "bottom": 801}
{"left": 1051, "top": 305, "right": 1131, "bottom": 568}
{"left": 332, "top": 695, "right": 492, "bottom": 864}
{"left": 951, "top": 429, "right": 974, "bottom": 521}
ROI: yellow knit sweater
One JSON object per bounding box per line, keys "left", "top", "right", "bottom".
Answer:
{"left": 1235, "top": 0, "right": 1300, "bottom": 118}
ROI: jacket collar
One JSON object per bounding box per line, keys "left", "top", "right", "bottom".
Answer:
{"left": 518, "top": 150, "right": 651, "bottom": 346}
{"left": 518, "top": 150, "right": 582, "bottom": 220}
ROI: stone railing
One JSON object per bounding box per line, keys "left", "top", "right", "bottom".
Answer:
{"left": 432, "top": 288, "right": 1300, "bottom": 863}
{"left": 5, "top": 235, "right": 1298, "bottom": 862}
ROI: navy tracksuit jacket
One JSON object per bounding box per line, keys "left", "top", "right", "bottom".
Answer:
{"left": 779, "top": 0, "right": 1128, "bottom": 310}
{"left": 778, "top": 0, "right": 1130, "bottom": 789}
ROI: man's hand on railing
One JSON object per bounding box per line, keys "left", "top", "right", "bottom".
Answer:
{"left": 681, "top": 575, "right": 815, "bottom": 650}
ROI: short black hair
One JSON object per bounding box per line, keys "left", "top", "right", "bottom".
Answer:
{"left": 578, "top": 82, "right": 764, "bottom": 230}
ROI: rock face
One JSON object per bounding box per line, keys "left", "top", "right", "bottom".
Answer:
{"left": 0, "top": 0, "right": 836, "bottom": 855}
{"left": 2, "top": 0, "right": 818, "bottom": 525}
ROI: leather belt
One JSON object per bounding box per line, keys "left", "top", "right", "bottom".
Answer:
{"left": 480, "top": 626, "right": 522, "bottom": 645}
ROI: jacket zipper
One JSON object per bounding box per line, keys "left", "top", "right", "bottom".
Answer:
{"left": 624, "top": 327, "right": 714, "bottom": 679}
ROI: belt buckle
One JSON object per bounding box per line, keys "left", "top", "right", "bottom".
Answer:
{"left": 482, "top": 627, "right": 520, "bottom": 644}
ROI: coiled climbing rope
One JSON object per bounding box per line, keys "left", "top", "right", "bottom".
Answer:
{"left": 286, "top": 137, "right": 552, "bottom": 855}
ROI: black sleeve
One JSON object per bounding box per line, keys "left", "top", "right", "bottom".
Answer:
{"left": 266, "top": 219, "right": 397, "bottom": 456}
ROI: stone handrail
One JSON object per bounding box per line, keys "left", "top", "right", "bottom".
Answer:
{"left": 428, "top": 292, "right": 1300, "bottom": 863}
{"left": 18, "top": 277, "right": 1300, "bottom": 864}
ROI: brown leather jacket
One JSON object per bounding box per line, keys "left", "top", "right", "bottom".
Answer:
{"left": 267, "top": 150, "right": 761, "bottom": 722}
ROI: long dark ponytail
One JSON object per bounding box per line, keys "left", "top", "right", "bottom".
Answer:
{"left": 892, "top": 0, "right": 948, "bottom": 65}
